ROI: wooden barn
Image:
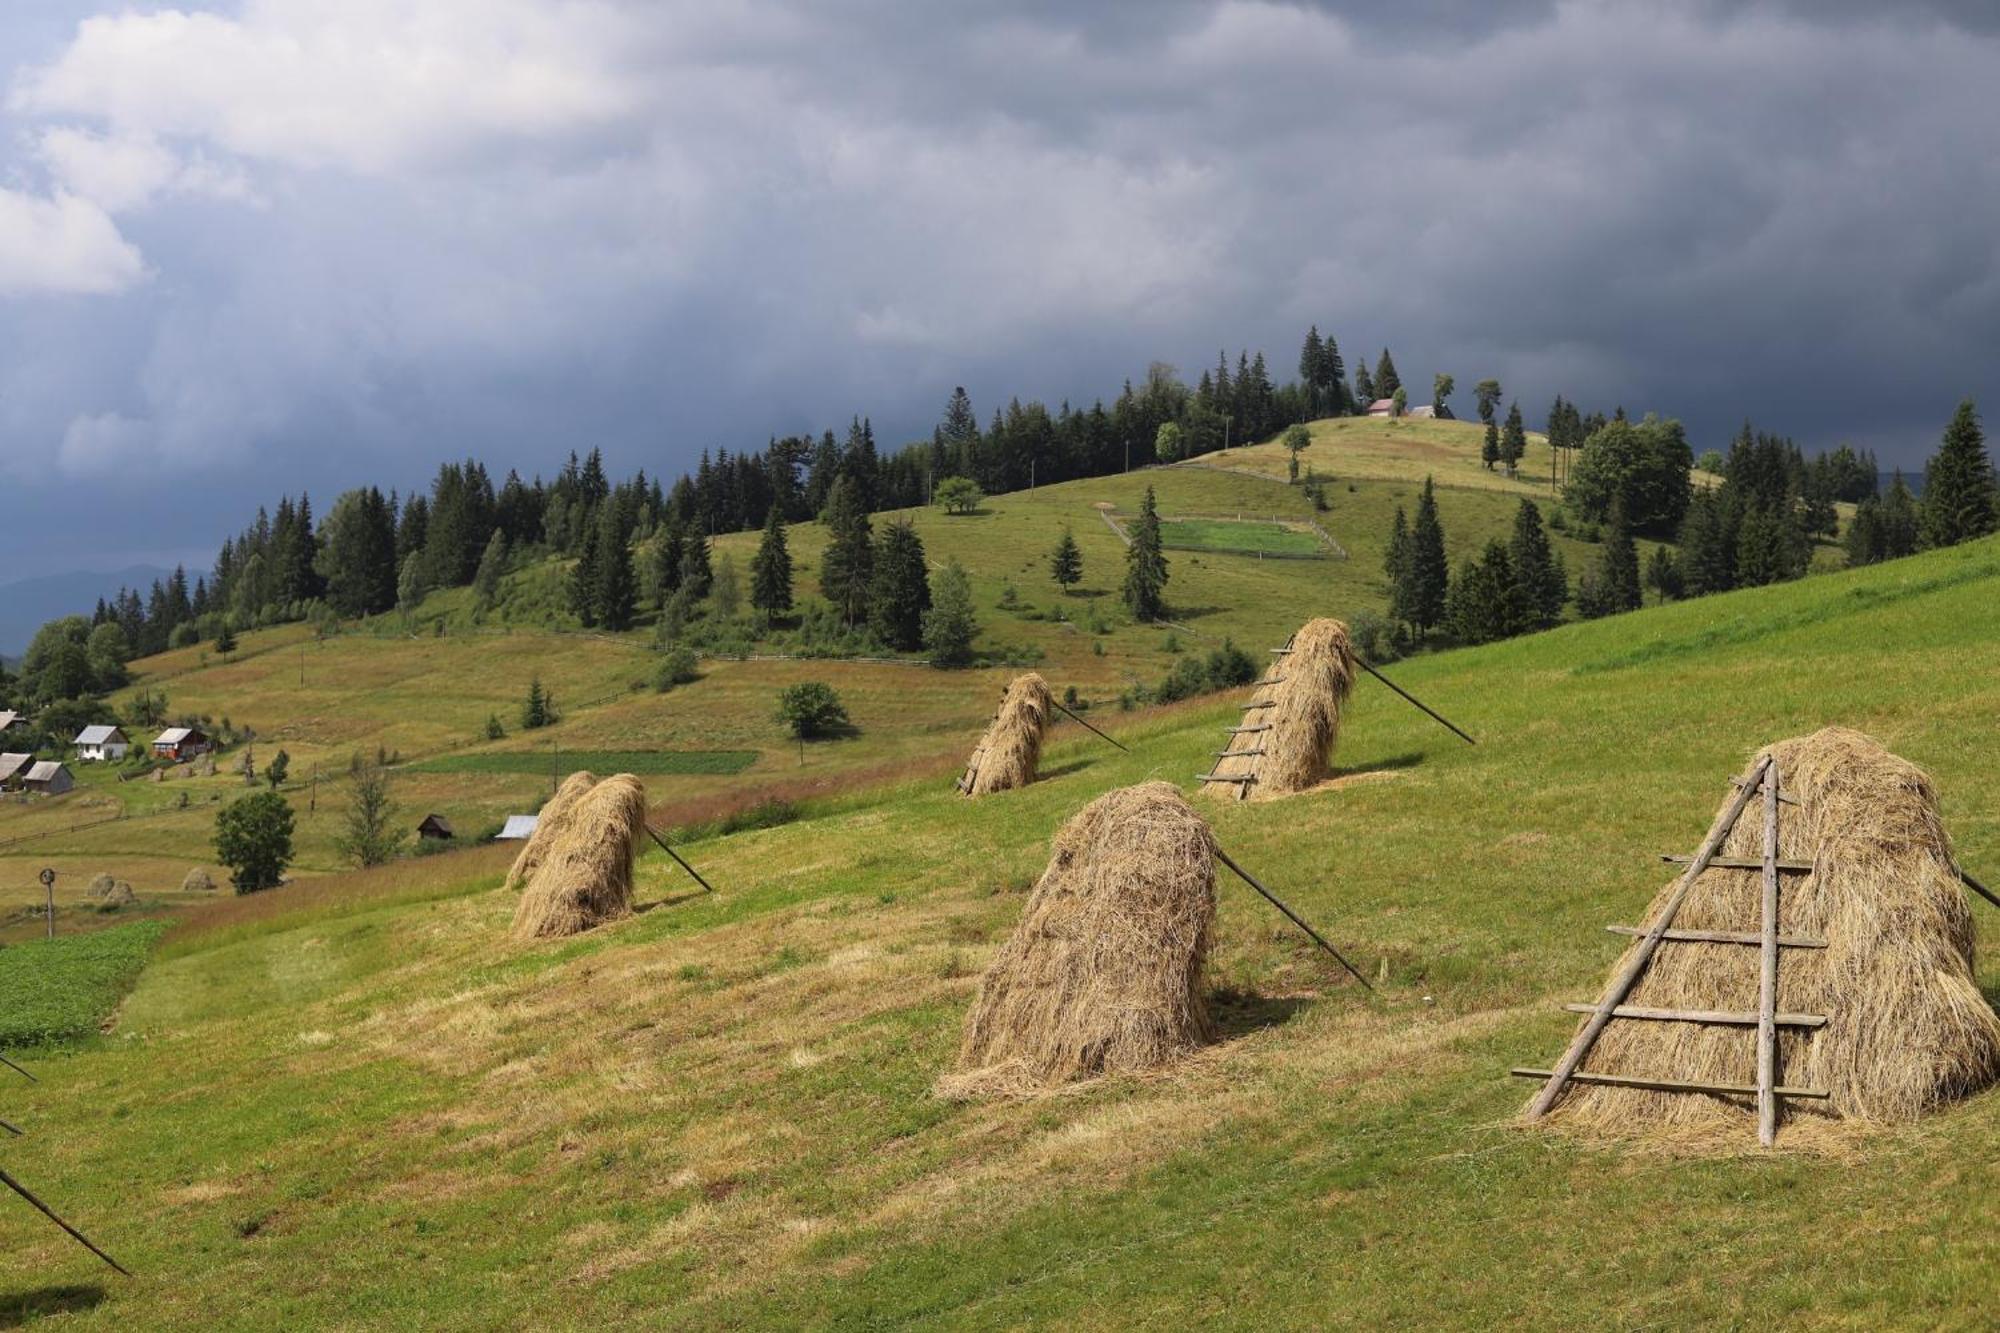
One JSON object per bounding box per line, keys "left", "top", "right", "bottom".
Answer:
{"left": 416, "top": 813, "right": 455, "bottom": 841}
{"left": 152, "top": 727, "right": 213, "bottom": 761}
{"left": 0, "top": 753, "right": 33, "bottom": 791}
{"left": 22, "top": 762, "right": 74, "bottom": 796}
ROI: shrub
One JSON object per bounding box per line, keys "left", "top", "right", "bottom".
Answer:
{"left": 214, "top": 791, "right": 295, "bottom": 893}
{"left": 1348, "top": 610, "right": 1403, "bottom": 664}
{"left": 774, "top": 682, "right": 849, "bottom": 739}
{"left": 655, "top": 645, "right": 700, "bottom": 692}
{"left": 1151, "top": 637, "right": 1258, "bottom": 704}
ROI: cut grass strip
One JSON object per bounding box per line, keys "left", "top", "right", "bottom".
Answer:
{"left": 409, "top": 749, "right": 760, "bottom": 777}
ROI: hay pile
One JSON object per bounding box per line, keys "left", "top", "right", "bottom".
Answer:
{"left": 181, "top": 867, "right": 217, "bottom": 893}
{"left": 1204, "top": 618, "right": 1357, "bottom": 802}
{"left": 1546, "top": 727, "right": 2000, "bottom": 1134}
{"left": 504, "top": 771, "right": 601, "bottom": 891}
{"left": 959, "top": 672, "right": 1053, "bottom": 797}
{"left": 86, "top": 873, "right": 117, "bottom": 900}
{"left": 939, "top": 781, "right": 1218, "bottom": 1098}
{"left": 509, "top": 774, "right": 648, "bottom": 941}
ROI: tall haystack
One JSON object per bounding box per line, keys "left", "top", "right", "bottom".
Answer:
{"left": 509, "top": 774, "right": 648, "bottom": 941}
{"left": 1201, "top": 618, "right": 1357, "bottom": 802}
{"left": 1540, "top": 727, "right": 2000, "bottom": 1135}
{"left": 504, "top": 770, "right": 601, "bottom": 891}
{"left": 959, "top": 672, "right": 1054, "bottom": 797}
{"left": 939, "top": 781, "right": 1217, "bottom": 1098}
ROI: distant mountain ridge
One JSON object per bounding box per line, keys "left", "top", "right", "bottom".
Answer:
{"left": 0, "top": 565, "right": 175, "bottom": 656}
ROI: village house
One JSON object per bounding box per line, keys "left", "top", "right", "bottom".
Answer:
{"left": 416, "top": 814, "right": 455, "bottom": 841}
{"left": 22, "top": 761, "right": 74, "bottom": 796}
{"left": 0, "top": 753, "right": 33, "bottom": 791}
{"left": 74, "top": 725, "right": 130, "bottom": 762}
{"left": 0, "top": 711, "right": 25, "bottom": 735}
{"left": 152, "top": 727, "right": 213, "bottom": 762}
{"left": 1366, "top": 398, "right": 1397, "bottom": 417}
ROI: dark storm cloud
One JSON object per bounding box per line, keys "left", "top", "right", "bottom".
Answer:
{"left": 0, "top": 0, "right": 1996, "bottom": 582}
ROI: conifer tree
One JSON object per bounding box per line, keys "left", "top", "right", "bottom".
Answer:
{"left": 215, "top": 621, "right": 238, "bottom": 658}
{"left": 1482, "top": 420, "right": 1500, "bottom": 470}
{"left": 652, "top": 512, "right": 686, "bottom": 608}
{"left": 818, "top": 476, "right": 874, "bottom": 626}
{"left": 1596, "top": 498, "right": 1642, "bottom": 612}
{"left": 1049, "top": 526, "right": 1083, "bottom": 592}
{"left": 1353, "top": 361, "right": 1376, "bottom": 408}
{"left": 922, "top": 560, "right": 979, "bottom": 668}
{"left": 471, "top": 529, "right": 507, "bottom": 615}
{"left": 1645, "top": 546, "right": 1685, "bottom": 602}
{"left": 1374, "top": 348, "right": 1401, "bottom": 400}
{"left": 568, "top": 513, "right": 602, "bottom": 626}
{"left": 751, "top": 505, "right": 793, "bottom": 614}
{"left": 1299, "top": 326, "right": 1325, "bottom": 416}
{"left": 1474, "top": 379, "right": 1502, "bottom": 426}
{"left": 1920, "top": 399, "right": 1997, "bottom": 549}
{"left": 594, "top": 506, "right": 636, "bottom": 631}
{"left": 1445, "top": 541, "right": 1527, "bottom": 645}
{"left": 1845, "top": 495, "right": 1885, "bottom": 567}
{"left": 1500, "top": 401, "right": 1527, "bottom": 472}
{"left": 1880, "top": 472, "right": 1921, "bottom": 558}
{"left": 1384, "top": 506, "right": 1413, "bottom": 630}
{"left": 1407, "top": 477, "right": 1449, "bottom": 637}
{"left": 1507, "top": 499, "right": 1567, "bottom": 629}
{"left": 1122, "top": 485, "right": 1170, "bottom": 621}
{"left": 867, "top": 521, "right": 931, "bottom": 651}
{"left": 678, "top": 527, "right": 712, "bottom": 601}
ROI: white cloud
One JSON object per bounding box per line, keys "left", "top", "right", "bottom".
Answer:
{"left": 0, "top": 187, "right": 145, "bottom": 295}
{"left": 37, "top": 128, "right": 256, "bottom": 212}
{"left": 57, "top": 411, "right": 156, "bottom": 477}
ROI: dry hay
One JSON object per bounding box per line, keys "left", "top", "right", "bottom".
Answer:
{"left": 86, "top": 873, "right": 117, "bottom": 900}
{"left": 504, "top": 770, "right": 602, "bottom": 891}
{"left": 509, "top": 774, "right": 648, "bottom": 941}
{"left": 939, "top": 781, "right": 1218, "bottom": 1098}
{"left": 959, "top": 673, "right": 1053, "bottom": 797}
{"left": 1543, "top": 727, "right": 2000, "bottom": 1137}
{"left": 181, "top": 867, "right": 218, "bottom": 893}
{"left": 1203, "top": 618, "right": 1356, "bottom": 802}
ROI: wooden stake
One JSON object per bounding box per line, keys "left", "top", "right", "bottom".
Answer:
{"left": 0, "top": 1052, "right": 36, "bottom": 1083}
{"left": 1212, "top": 846, "right": 1373, "bottom": 992}
{"left": 642, "top": 825, "right": 717, "bottom": 895}
{"left": 1050, "top": 699, "right": 1128, "bottom": 753}
{"left": 1355, "top": 657, "right": 1476, "bottom": 746}
{"left": 1960, "top": 869, "right": 2000, "bottom": 911}
{"left": 1526, "top": 756, "right": 1772, "bottom": 1120}
{"left": 0, "top": 1163, "right": 129, "bottom": 1276}
{"left": 1511, "top": 1068, "right": 1829, "bottom": 1100}
{"left": 1757, "top": 760, "right": 1782, "bottom": 1147}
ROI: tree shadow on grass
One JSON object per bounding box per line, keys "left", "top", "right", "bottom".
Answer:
{"left": 0, "top": 1285, "right": 107, "bottom": 1327}
{"left": 1207, "top": 987, "right": 1312, "bottom": 1042}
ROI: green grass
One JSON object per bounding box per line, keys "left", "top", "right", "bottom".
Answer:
{"left": 1156, "top": 517, "right": 1323, "bottom": 556}
{"left": 2, "top": 534, "right": 1998, "bottom": 1326}
{"left": 408, "top": 749, "right": 761, "bottom": 777}
{"left": 0, "top": 919, "right": 168, "bottom": 1047}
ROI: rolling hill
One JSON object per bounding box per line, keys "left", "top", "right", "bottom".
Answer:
{"left": 0, "top": 472, "right": 1993, "bottom": 1324}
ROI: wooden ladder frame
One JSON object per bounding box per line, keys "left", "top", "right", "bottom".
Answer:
{"left": 1514, "top": 755, "right": 1829, "bottom": 1145}
{"left": 1196, "top": 629, "right": 1297, "bottom": 800}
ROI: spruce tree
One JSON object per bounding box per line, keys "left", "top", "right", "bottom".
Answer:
{"left": 1845, "top": 496, "right": 1884, "bottom": 567}
{"left": 594, "top": 506, "right": 636, "bottom": 631}
{"left": 568, "top": 513, "right": 602, "bottom": 626}
{"left": 471, "top": 529, "right": 507, "bottom": 615}
{"left": 867, "top": 521, "right": 931, "bottom": 651}
{"left": 1500, "top": 401, "right": 1527, "bottom": 472}
{"left": 1445, "top": 541, "right": 1527, "bottom": 645}
{"left": 1384, "top": 506, "right": 1413, "bottom": 630}
{"left": 1507, "top": 499, "right": 1567, "bottom": 629}
{"left": 1373, "top": 348, "right": 1401, "bottom": 400}
{"left": 1880, "top": 472, "right": 1920, "bottom": 558}
{"left": 1482, "top": 420, "right": 1500, "bottom": 470}
{"left": 1354, "top": 361, "right": 1376, "bottom": 408}
{"left": 1408, "top": 477, "right": 1449, "bottom": 637}
{"left": 1049, "top": 526, "right": 1083, "bottom": 592}
{"left": 1920, "top": 399, "right": 1997, "bottom": 549}
{"left": 678, "top": 527, "right": 712, "bottom": 601}
{"left": 1597, "top": 499, "right": 1642, "bottom": 612}
{"left": 922, "top": 560, "right": 979, "bottom": 668}
{"left": 652, "top": 512, "right": 686, "bottom": 608}
{"left": 1122, "top": 485, "right": 1170, "bottom": 621}
{"left": 1299, "top": 326, "right": 1325, "bottom": 415}
{"left": 818, "top": 476, "right": 874, "bottom": 626}
{"left": 1679, "top": 490, "right": 1735, "bottom": 596}
{"left": 1645, "top": 546, "right": 1685, "bottom": 602}
{"left": 215, "top": 622, "right": 238, "bottom": 657}
{"left": 1474, "top": 379, "right": 1502, "bottom": 426}
{"left": 751, "top": 505, "right": 793, "bottom": 614}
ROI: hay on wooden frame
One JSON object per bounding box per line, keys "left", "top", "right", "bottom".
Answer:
{"left": 1543, "top": 727, "right": 2000, "bottom": 1135}
{"left": 939, "top": 781, "right": 1218, "bottom": 1098}
{"left": 509, "top": 773, "right": 648, "bottom": 941}
{"left": 960, "top": 672, "right": 1054, "bottom": 797}
{"left": 504, "top": 770, "right": 601, "bottom": 891}
{"left": 1204, "top": 618, "right": 1357, "bottom": 802}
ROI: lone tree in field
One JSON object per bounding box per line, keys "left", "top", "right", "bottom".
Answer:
{"left": 1049, "top": 526, "right": 1083, "bottom": 592}
{"left": 775, "top": 682, "right": 848, "bottom": 739}
{"left": 923, "top": 559, "right": 979, "bottom": 668}
{"left": 1920, "top": 399, "right": 1997, "bottom": 549}
{"left": 1281, "top": 423, "right": 1311, "bottom": 482}
{"left": 1153, "top": 421, "right": 1184, "bottom": 463}
{"left": 1122, "top": 486, "right": 1170, "bottom": 621}
{"left": 1482, "top": 419, "right": 1500, "bottom": 470}
{"left": 336, "top": 763, "right": 402, "bottom": 867}
{"left": 522, "top": 676, "right": 555, "bottom": 730}
{"left": 1500, "top": 401, "right": 1528, "bottom": 473}
{"left": 751, "top": 505, "right": 793, "bottom": 615}
{"left": 935, "top": 475, "right": 984, "bottom": 515}
{"left": 868, "top": 520, "right": 931, "bottom": 652}
{"left": 1432, "top": 373, "right": 1454, "bottom": 416}
{"left": 265, "top": 749, "right": 290, "bottom": 791}
{"left": 214, "top": 790, "right": 295, "bottom": 894}
{"left": 1474, "top": 378, "right": 1502, "bottom": 426}
{"left": 214, "top": 622, "right": 237, "bottom": 659}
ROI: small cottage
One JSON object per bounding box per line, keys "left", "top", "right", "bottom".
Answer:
{"left": 23, "top": 762, "right": 74, "bottom": 796}
{"left": 0, "top": 753, "right": 33, "bottom": 791}
{"left": 496, "top": 814, "right": 540, "bottom": 841}
{"left": 152, "top": 727, "right": 213, "bottom": 762}
{"left": 416, "top": 813, "right": 455, "bottom": 841}
{"left": 1366, "top": 398, "right": 1397, "bottom": 418}
{"left": 74, "top": 725, "right": 130, "bottom": 762}
{"left": 0, "top": 711, "right": 25, "bottom": 735}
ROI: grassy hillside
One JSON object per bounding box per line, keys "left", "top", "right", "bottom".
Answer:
{"left": 1, "top": 419, "right": 1623, "bottom": 899}
{"left": 0, "top": 532, "right": 1995, "bottom": 1326}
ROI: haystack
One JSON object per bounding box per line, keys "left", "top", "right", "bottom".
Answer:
{"left": 181, "top": 867, "right": 217, "bottom": 893}
{"left": 939, "top": 781, "right": 1217, "bottom": 1097}
{"left": 509, "top": 774, "right": 648, "bottom": 941}
{"left": 504, "top": 770, "right": 602, "bottom": 891}
{"left": 1541, "top": 727, "right": 2000, "bottom": 1134}
{"left": 1201, "top": 618, "right": 1356, "bottom": 802}
{"left": 959, "top": 672, "right": 1053, "bottom": 797}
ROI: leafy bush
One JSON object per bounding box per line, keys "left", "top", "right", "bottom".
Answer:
{"left": 774, "top": 682, "right": 849, "bottom": 738}
{"left": 655, "top": 645, "right": 700, "bottom": 692}
{"left": 214, "top": 790, "right": 296, "bottom": 893}
{"left": 1151, "top": 638, "right": 1258, "bottom": 704}
{"left": 1349, "top": 610, "right": 1403, "bottom": 664}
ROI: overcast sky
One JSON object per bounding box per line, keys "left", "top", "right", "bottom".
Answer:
{"left": 1, "top": 1, "right": 1996, "bottom": 582}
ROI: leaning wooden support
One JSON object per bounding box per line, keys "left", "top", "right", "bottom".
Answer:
{"left": 0, "top": 1052, "right": 34, "bottom": 1083}
{"left": 643, "top": 825, "right": 717, "bottom": 895}
{"left": 1659, "top": 855, "right": 1814, "bottom": 873}
{"left": 1757, "top": 760, "right": 1783, "bottom": 1146}
{"left": 1525, "top": 756, "right": 1772, "bottom": 1120}
{"left": 0, "top": 1117, "right": 20, "bottom": 1136}
{"left": 1050, "top": 698, "right": 1129, "bottom": 753}
{"left": 1560, "top": 1003, "right": 1826, "bottom": 1028}
{"left": 1960, "top": 869, "right": 2000, "bottom": 911}
{"left": 1510, "top": 1068, "right": 1829, "bottom": 1100}
{"left": 1355, "top": 657, "right": 1477, "bottom": 746}
{"left": 1212, "top": 846, "right": 1374, "bottom": 992}
{"left": 0, "top": 1163, "right": 130, "bottom": 1276}
{"left": 1605, "top": 924, "right": 1827, "bottom": 949}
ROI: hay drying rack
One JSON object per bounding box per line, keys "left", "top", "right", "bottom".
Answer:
{"left": 1197, "top": 627, "right": 1475, "bottom": 801}
{"left": 957, "top": 686, "right": 1126, "bottom": 796}
{"left": 1512, "top": 755, "right": 1828, "bottom": 1146}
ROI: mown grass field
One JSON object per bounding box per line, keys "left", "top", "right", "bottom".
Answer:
{"left": 1155, "top": 517, "right": 1324, "bottom": 556}
{"left": 0, "top": 532, "right": 1995, "bottom": 1327}
{"left": 408, "top": 749, "right": 760, "bottom": 777}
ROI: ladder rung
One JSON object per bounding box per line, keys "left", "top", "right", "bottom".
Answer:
{"left": 1732, "top": 777, "right": 1800, "bottom": 805}
{"left": 1562, "top": 1003, "right": 1827, "bottom": 1029}
{"left": 1605, "top": 925, "right": 1828, "bottom": 949}
{"left": 1198, "top": 773, "right": 1257, "bottom": 784}
{"left": 1242, "top": 700, "right": 1277, "bottom": 710}
{"left": 1226, "top": 725, "right": 1272, "bottom": 735}
{"left": 1253, "top": 676, "right": 1287, "bottom": 688}
{"left": 1216, "top": 748, "right": 1265, "bottom": 758}
{"left": 1269, "top": 647, "right": 1291, "bottom": 655}
{"left": 1509, "top": 1068, "right": 1830, "bottom": 1099}
{"left": 1661, "top": 855, "right": 1814, "bottom": 873}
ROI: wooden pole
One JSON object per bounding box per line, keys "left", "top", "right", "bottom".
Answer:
{"left": 1960, "top": 869, "right": 2000, "bottom": 911}
{"left": 1527, "top": 756, "right": 1771, "bottom": 1120}
{"left": 643, "top": 825, "right": 717, "bottom": 895}
{"left": 1212, "top": 846, "right": 1373, "bottom": 992}
{"left": 1757, "top": 760, "right": 1782, "bottom": 1147}
{"left": 0, "top": 1163, "right": 130, "bottom": 1276}
{"left": 0, "top": 1117, "right": 21, "bottom": 1135}
{"left": 0, "top": 1053, "right": 36, "bottom": 1083}
{"left": 1050, "top": 699, "right": 1128, "bottom": 753}
{"left": 1355, "top": 658, "right": 1476, "bottom": 746}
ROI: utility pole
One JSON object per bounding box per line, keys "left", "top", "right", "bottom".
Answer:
{"left": 38, "top": 868, "right": 54, "bottom": 940}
